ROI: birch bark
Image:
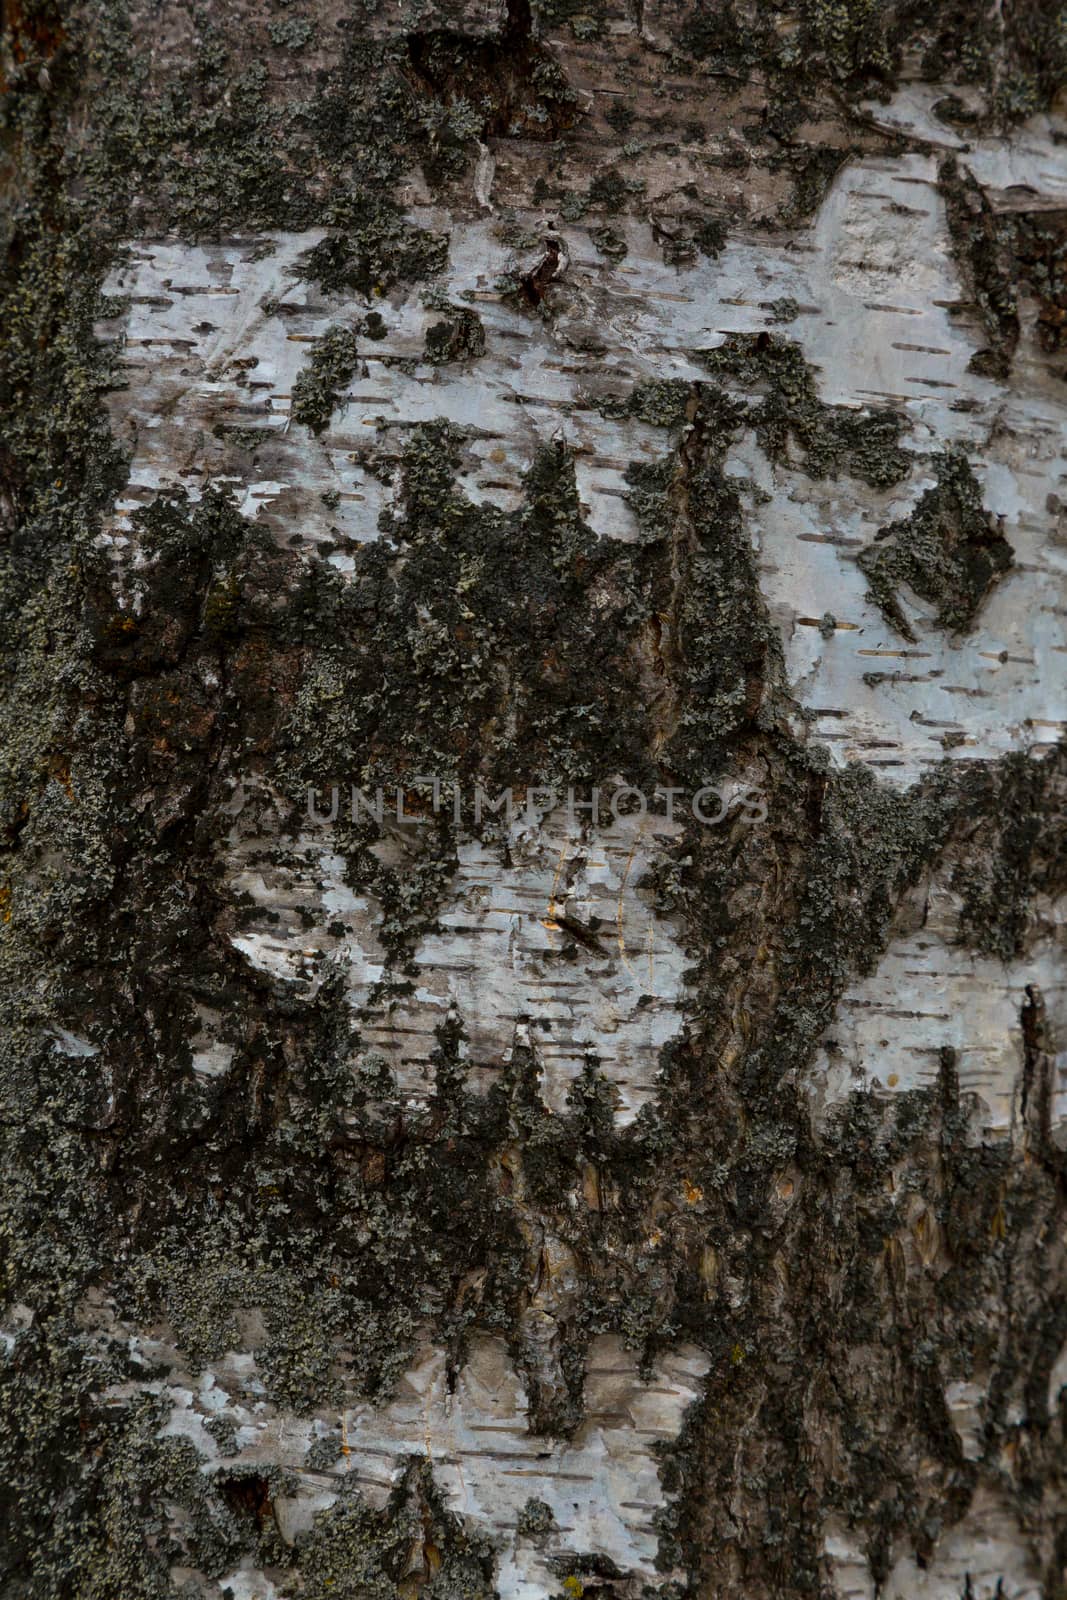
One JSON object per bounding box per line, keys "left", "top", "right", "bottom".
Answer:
{"left": 2, "top": 3, "right": 1067, "bottom": 1598}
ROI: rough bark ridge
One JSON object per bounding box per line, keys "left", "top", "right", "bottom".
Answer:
{"left": 1, "top": 1, "right": 1067, "bottom": 1597}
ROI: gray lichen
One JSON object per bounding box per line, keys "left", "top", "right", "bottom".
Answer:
{"left": 291, "top": 325, "right": 361, "bottom": 436}
{"left": 857, "top": 449, "right": 1013, "bottom": 642}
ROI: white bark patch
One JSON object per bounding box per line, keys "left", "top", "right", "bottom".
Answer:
{"left": 881, "top": 1486, "right": 1044, "bottom": 1600}
{"left": 99, "top": 120, "right": 1067, "bottom": 786}
{"left": 823, "top": 1489, "right": 1044, "bottom": 1600}
{"left": 746, "top": 419, "right": 1067, "bottom": 781}
{"left": 807, "top": 878, "right": 1067, "bottom": 1136}
{"left": 944, "top": 1377, "right": 988, "bottom": 1463}
{"left": 862, "top": 91, "right": 1067, "bottom": 204}
{"left": 188, "top": 1005, "right": 236, "bottom": 1079}
{"left": 105, "top": 1332, "right": 708, "bottom": 1595}
{"left": 228, "top": 803, "right": 691, "bottom": 1123}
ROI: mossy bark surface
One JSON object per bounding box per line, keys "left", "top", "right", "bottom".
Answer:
{"left": 2, "top": 2, "right": 1067, "bottom": 1597}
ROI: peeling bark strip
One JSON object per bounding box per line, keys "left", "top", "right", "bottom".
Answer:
{"left": 2, "top": 2, "right": 1067, "bottom": 1598}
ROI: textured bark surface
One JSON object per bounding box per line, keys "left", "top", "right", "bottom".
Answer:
{"left": 2, "top": 2, "right": 1067, "bottom": 1597}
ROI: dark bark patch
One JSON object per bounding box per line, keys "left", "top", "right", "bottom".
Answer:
{"left": 403, "top": 0, "right": 580, "bottom": 150}
{"left": 938, "top": 157, "right": 1021, "bottom": 379}
{"left": 857, "top": 449, "right": 1013, "bottom": 643}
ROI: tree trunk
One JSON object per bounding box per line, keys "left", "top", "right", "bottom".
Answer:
{"left": 2, "top": 2, "right": 1067, "bottom": 1597}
